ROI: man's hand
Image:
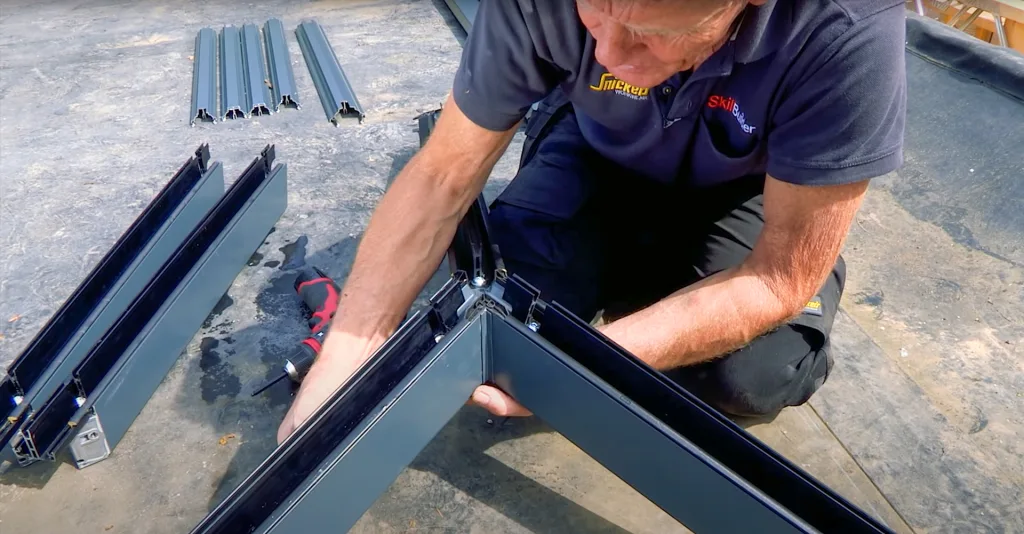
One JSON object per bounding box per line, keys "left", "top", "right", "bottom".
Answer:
{"left": 467, "top": 384, "right": 533, "bottom": 417}
{"left": 598, "top": 175, "right": 870, "bottom": 370}
{"left": 276, "top": 330, "right": 386, "bottom": 444}
{"left": 275, "top": 95, "right": 518, "bottom": 444}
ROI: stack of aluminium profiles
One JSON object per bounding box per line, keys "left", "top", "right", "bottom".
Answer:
{"left": 0, "top": 145, "right": 288, "bottom": 471}
{"left": 190, "top": 18, "right": 364, "bottom": 127}
{"left": 190, "top": 19, "right": 301, "bottom": 125}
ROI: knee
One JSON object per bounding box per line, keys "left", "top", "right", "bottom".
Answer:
{"left": 668, "top": 326, "right": 833, "bottom": 418}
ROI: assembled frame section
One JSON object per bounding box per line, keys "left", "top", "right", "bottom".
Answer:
{"left": 193, "top": 271, "right": 895, "bottom": 533}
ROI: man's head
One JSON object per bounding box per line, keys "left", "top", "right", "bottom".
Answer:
{"left": 576, "top": 0, "right": 764, "bottom": 88}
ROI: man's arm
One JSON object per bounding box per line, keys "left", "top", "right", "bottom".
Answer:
{"left": 323, "top": 95, "right": 517, "bottom": 358}
{"left": 277, "top": 94, "right": 518, "bottom": 442}
{"left": 597, "top": 175, "right": 868, "bottom": 370}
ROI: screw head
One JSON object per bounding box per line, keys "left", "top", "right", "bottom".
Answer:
{"left": 74, "top": 396, "right": 87, "bottom": 408}
{"left": 472, "top": 276, "right": 487, "bottom": 287}
{"left": 527, "top": 321, "right": 540, "bottom": 332}
{"left": 13, "top": 395, "right": 23, "bottom": 406}
{"left": 434, "top": 334, "right": 444, "bottom": 343}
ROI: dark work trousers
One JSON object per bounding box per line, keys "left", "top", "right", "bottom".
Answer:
{"left": 488, "top": 104, "right": 843, "bottom": 417}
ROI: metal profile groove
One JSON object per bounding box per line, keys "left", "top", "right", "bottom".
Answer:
{"left": 295, "top": 20, "right": 365, "bottom": 125}
{"left": 220, "top": 25, "right": 247, "bottom": 119}
{"left": 241, "top": 23, "right": 272, "bottom": 117}
{"left": 1, "top": 146, "right": 222, "bottom": 456}
{"left": 190, "top": 28, "right": 217, "bottom": 125}
{"left": 263, "top": 18, "right": 300, "bottom": 111}
{"left": 12, "top": 146, "right": 287, "bottom": 466}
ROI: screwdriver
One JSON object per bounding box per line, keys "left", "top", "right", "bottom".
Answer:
{"left": 251, "top": 266, "right": 341, "bottom": 396}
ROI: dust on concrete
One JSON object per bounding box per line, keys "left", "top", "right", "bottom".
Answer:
{"left": 824, "top": 183, "right": 1024, "bottom": 531}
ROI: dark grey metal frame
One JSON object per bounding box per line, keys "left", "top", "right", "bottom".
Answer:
{"left": 192, "top": 269, "right": 896, "bottom": 534}
{"left": 191, "top": 28, "right": 217, "bottom": 125}
{"left": 65, "top": 155, "right": 287, "bottom": 468}
{"left": 5, "top": 146, "right": 287, "bottom": 470}
{"left": 264, "top": 18, "right": 300, "bottom": 112}
{"left": 295, "top": 20, "right": 365, "bottom": 125}
{"left": 191, "top": 108, "right": 896, "bottom": 533}
{"left": 1, "top": 146, "right": 223, "bottom": 463}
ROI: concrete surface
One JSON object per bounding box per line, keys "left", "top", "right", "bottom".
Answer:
{"left": 0, "top": 1, "right": 1020, "bottom": 533}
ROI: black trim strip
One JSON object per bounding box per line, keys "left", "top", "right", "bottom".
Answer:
{"left": 0, "top": 145, "right": 211, "bottom": 447}
{"left": 191, "top": 273, "right": 467, "bottom": 534}
{"left": 534, "top": 297, "right": 892, "bottom": 534}
{"left": 17, "top": 146, "right": 279, "bottom": 461}
{"left": 295, "top": 20, "right": 364, "bottom": 124}
{"left": 264, "top": 18, "right": 300, "bottom": 112}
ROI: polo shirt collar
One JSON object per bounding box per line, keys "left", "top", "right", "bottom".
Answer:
{"left": 732, "top": 0, "right": 785, "bottom": 64}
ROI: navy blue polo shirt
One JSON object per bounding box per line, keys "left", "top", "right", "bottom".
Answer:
{"left": 452, "top": 0, "right": 908, "bottom": 188}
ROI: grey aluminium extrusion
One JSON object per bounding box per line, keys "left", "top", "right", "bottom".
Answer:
{"left": 12, "top": 146, "right": 287, "bottom": 469}
{"left": 220, "top": 25, "right": 247, "bottom": 119}
{"left": 443, "top": 0, "right": 479, "bottom": 34}
{"left": 295, "top": 20, "right": 365, "bottom": 125}
{"left": 241, "top": 23, "right": 273, "bottom": 117}
{"left": 191, "top": 28, "right": 217, "bottom": 125}
{"left": 0, "top": 146, "right": 224, "bottom": 465}
{"left": 264, "top": 18, "right": 300, "bottom": 111}
{"left": 192, "top": 270, "right": 897, "bottom": 534}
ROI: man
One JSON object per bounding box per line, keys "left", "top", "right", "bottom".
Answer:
{"left": 277, "top": 0, "right": 907, "bottom": 442}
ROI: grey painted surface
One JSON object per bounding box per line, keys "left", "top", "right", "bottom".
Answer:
{"left": 490, "top": 315, "right": 810, "bottom": 534}
{"left": 0, "top": 1, "right": 1020, "bottom": 533}
{"left": 86, "top": 164, "right": 286, "bottom": 460}
{"left": 268, "top": 315, "right": 484, "bottom": 533}
{"left": 11, "top": 161, "right": 224, "bottom": 450}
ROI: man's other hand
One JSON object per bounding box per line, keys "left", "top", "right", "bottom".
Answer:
{"left": 468, "top": 384, "right": 533, "bottom": 417}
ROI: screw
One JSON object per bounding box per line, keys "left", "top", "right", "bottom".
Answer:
{"left": 434, "top": 334, "right": 444, "bottom": 343}
{"left": 527, "top": 321, "right": 540, "bottom": 332}
{"left": 472, "top": 276, "right": 487, "bottom": 287}
{"left": 13, "top": 395, "right": 23, "bottom": 406}
{"left": 74, "top": 396, "right": 87, "bottom": 408}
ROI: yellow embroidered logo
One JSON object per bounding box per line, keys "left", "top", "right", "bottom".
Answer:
{"left": 589, "top": 73, "right": 649, "bottom": 100}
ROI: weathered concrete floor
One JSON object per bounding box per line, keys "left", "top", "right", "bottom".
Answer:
{"left": 0, "top": 1, "right": 1020, "bottom": 533}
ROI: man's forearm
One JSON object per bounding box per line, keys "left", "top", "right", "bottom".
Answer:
{"left": 324, "top": 154, "right": 475, "bottom": 359}
{"left": 322, "top": 96, "right": 518, "bottom": 365}
{"left": 597, "top": 263, "right": 804, "bottom": 370}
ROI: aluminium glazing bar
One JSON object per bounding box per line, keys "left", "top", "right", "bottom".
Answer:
{"left": 241, "top": 23, "right": 273, "bottom": 117}
{"left": 13, "top": 147, "right": 284, "bottom": 466}
{"left": 264, "top": 18, "right": 301, "bottom": 111}
{"left": 190, "top": 273, "right": 468, "bottom": 534}
{"left": 220, "top": 25, "right": 247, "bottom": 120}
{"left": 1, "top": 146, "right": 223, "bottom": 458}
{"left": 67, "top": 158, "right": 287, "bottom": 468}
{"left": 295, "top": 20, "right": 365, "bottom": 124}
{"left": 263, "top": 315, "right": 484, "bottom": 533}
{"left": 490, "top": 312, "right": 813, "bottom": 533}
{"left": 191, "top": 28, "right": 217, "bottom": 125}
{"left": 502, "top": 274, "right": 895, "bottom": 534}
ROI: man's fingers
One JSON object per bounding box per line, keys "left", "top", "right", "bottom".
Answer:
{"left": 470, "top": 385, "right": 532, "bottom": 417}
